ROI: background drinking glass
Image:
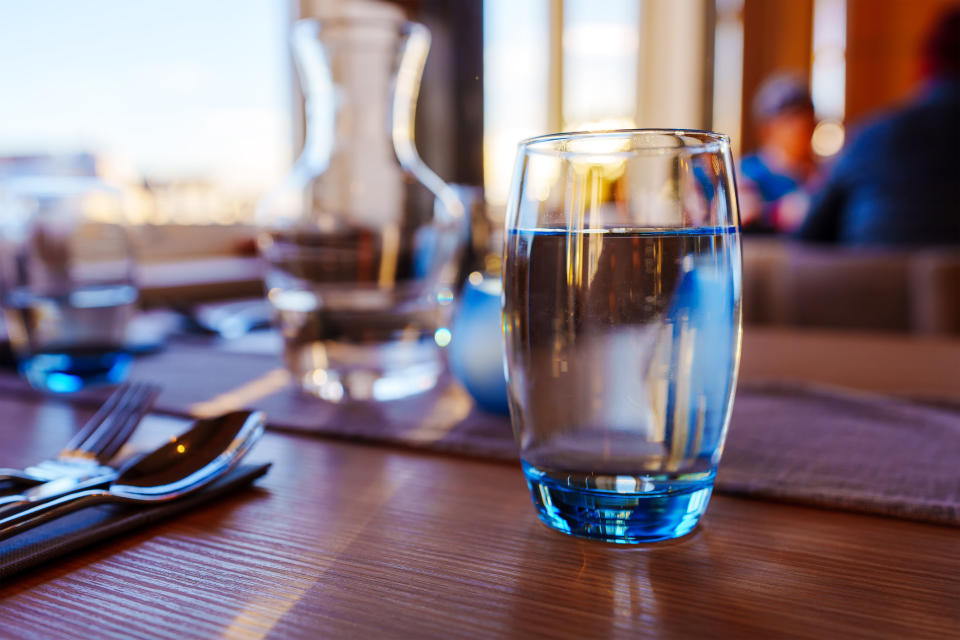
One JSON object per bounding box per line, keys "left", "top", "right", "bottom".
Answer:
{"left": 502, "top": 130, "right": 742, "bottom": 543}
{"left": 0, "top": 177, "right": 137, "bottom": 393}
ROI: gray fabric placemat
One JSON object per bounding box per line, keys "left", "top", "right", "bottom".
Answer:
{"left": 1, "top": 339, "right": 957, "bottom": 526}
{"left": 718, "top": 383, "right": 960, "bottom": 524}
{"left": 0, "top": 463, "right": 270, "bottom": 581}
{"left": 223, "top": 379, "right": 958, "bottom": 526}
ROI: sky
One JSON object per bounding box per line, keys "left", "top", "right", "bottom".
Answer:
{"left": 562, "top": 0, "right": 639, "bottom": 127}
{"left": 483, "top": 0, "right": 550, "bottom": 207}
{"left": 0, "top": 0, "right": 293, "bottom": 191}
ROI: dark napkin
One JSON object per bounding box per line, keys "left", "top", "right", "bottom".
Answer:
{"left": 0, "top": 462, "right": 270, "bottom": 581}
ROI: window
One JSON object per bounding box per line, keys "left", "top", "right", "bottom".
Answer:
{"left": 482, "top": 0, "right": 714, "bottom": 214}
{"left": 0, "top": 0, "right": 292, "bottom": 225}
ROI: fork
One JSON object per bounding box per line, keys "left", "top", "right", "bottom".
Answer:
{"left": 0, "top": 381, "right": 161, "bottom": 487}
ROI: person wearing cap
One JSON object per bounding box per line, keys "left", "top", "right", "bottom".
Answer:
{"left": 738, "top": 73, "right": 819, "bottom": 234}
{"left": 797, "top": 8, "right": 960, "bottom": 246}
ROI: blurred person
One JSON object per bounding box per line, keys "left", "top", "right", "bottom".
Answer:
{"left": 738, "top": 73, "right": 819, "bottom": 234}
{"left": 797, "top": 8, "right": 960, "bottom": 246}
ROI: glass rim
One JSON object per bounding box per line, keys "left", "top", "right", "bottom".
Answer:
{"left": 518, "top": 128, "right": 731, "bottom": 158}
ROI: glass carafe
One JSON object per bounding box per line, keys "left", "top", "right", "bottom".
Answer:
{"left": 256, "top": 16, "right": 464, "bottom": 402}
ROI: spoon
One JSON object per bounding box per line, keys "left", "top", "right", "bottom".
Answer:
{"left": 0, "top": 410, "right": 265, "bottom": 541}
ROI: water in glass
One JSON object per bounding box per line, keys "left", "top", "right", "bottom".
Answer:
{"left": 4, "top": 283, "right": 135, "bottom": 392}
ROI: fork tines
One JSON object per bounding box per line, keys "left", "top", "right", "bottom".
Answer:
{"left": 60, "top": 382, "right": 162, "bottom": 462}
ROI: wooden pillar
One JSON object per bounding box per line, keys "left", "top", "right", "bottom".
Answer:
{"left": 845, "top": 0, "right": 958, "bottom": 125}
{"left": 740, "top": 0, "right": 814, "bottom": 154}
{"left": 636, "top": 0, "right": 714, "bottom": 130}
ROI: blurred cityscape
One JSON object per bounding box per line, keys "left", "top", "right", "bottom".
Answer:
{"left": 0, "top": 0, "right": 291, "bottom": 227}
{"left": 0, "top": 152, "right": 260, "bottom": 226}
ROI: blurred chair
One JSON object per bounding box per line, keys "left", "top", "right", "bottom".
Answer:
{"left": 741, "top": 237, "right": 786, "bottom": 325}
{"left": 770, "top": 247, "right": 911, "bottom": 332}
{"left": 911, "top": 251, "right": 960, "bottom": 335}
{"left": 741, "top": 238, "right": 960, "bottom": 336}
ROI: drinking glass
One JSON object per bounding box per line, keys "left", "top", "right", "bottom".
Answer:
{"left": 0, "top": 177, "right": 136, "bottom": 392}
{"left": 502, "top": 130, "right": 742, "bottom": 543}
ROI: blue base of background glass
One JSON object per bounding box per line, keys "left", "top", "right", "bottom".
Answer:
{"left": 20, "top": 351, "right": 132, "bottom": 393}
{"left": 522, "top": 461, "right": 715, "bottom": 544}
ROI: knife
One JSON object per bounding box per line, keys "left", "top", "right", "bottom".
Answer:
{"left": 0, "top": 464, "right": 118, "bottom": 519}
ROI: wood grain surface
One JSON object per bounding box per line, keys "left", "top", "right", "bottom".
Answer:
{"left": 0, "top": 397, "right": 957, "bottom": 639}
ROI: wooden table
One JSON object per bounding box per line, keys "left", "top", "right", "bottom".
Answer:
{"left": 0, "top": 329, "right": 958, "bottom": 639}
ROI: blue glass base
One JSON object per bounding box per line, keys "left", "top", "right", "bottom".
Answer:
{"left": 522, "top": 461, "right": 715, "bottom": 544}
{"left": 20, "top": 350, "right": 132, "bottom": 393}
